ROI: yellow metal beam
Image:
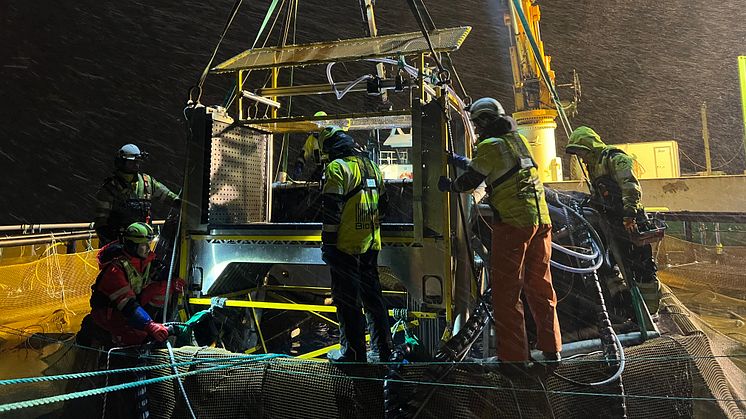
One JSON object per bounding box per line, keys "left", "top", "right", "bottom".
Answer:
{"left": 268, "top": 292, "right": 339, "bottom": 326}
{"left": 189, "top": 298, "right": 438, "bottom": 319}
{"left": 211, "top": 27, "right": 471, "bottom": 73}
{"left": 262, "top": 284, "right": 406, "bottom": 295}
{"left": 738, "top": 55, "right": 746, "bottom": 169}
{"left": 295, "top": 321, "right": 414, "bottom": 359}
{"left": 297, "top": 343, "right": 341, "bottom": 360}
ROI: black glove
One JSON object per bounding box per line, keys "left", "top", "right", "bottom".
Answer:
{"left": 438, "top": 176, "right": 453, "bottom": 192}
{"left": 321, "top": 244, "right": 336, "bottom": 264}
{"left": 171, "top": 197, "right": 182, "bottom": 209}
{"left": 447, "top": 151, "right": 469, "bottom": 170}
{"left": 292, "top": 161, "right": 304, "bottom": 180}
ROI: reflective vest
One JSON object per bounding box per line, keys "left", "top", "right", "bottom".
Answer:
{"left": 302, "top": 134, "right": 323, "bottom": 166}
{"left": 323, "top": 156, "right": 385, "bottom": 255}
{"left": 103, "top": 173, "right": 154, "bottom": 227}
{"left": 90, "top": 256, "right": 152, "bottom": 310}
{"left": 475, "top": 132, "right": 551, "bottom": 227}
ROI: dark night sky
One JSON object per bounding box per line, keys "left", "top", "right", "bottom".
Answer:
{"left": 1, "top": 0, "right": 745, "bottom": 224}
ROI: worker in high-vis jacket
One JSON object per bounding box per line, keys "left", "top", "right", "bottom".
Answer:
{"left": 566, "top": 126, "right": 661, "bottom": 313}
{"left": 93, "top": 144, "right": 180, "bottom": 245}
{"left": 438, "top": 97, "right": 562, "bottom": 366}
{"left": 320, "top": 126, "right": 391, "bottom": 363}
{"left": 293, "top": 111, "right": 330, "bottom": 180}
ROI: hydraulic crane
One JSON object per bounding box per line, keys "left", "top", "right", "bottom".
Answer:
{"left": 504, "top": 0, "right": 573, "bottom": 182}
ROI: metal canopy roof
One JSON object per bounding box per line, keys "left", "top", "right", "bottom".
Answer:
{"left": 211, "top": 26, "right": 471, "bottom": 73}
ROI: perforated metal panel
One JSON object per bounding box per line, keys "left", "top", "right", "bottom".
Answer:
{"left": 208, "top": 118, "right": 270, "bottom": 224}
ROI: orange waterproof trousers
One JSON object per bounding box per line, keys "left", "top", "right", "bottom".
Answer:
{"left": 491, "top": 223, "right": 562, "bottom": 362}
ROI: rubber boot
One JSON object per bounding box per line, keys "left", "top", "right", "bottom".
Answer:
{"left": 531, "top": 351, "right": 561, "bottom": 376}
{"left": 366, "top": 310, "right": 392, "bottom": 363}
{"left": 329, "top": 306, "right": 366, "bottom": 363}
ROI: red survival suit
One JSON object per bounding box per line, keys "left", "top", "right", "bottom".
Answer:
{"left": 89, "top": 247, "right": 180, "bottom": 346}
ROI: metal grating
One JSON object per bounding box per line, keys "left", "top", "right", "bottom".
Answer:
{"left": 211, "top": 27, "right": 471, "bottom": 73}
{"left": 208, "top": 118, "right": 269, "bottom": 224}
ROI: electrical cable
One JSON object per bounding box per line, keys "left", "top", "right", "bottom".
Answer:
{"left": 551, "top": 241, "right": 598, "bottom": 260}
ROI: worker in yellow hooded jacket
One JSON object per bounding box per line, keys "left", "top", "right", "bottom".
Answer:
{"left": 566, "top": 126, "right": 661, "bottom": 314}
{"left": 320, "top": 126, "right": 391, "bottom": 363}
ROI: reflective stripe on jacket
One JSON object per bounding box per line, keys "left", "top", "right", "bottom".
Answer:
{"left": 469, "top": 132, "right": 551, "bottom": 227}
{"left": 90, "top": 252, "right": 154, "bottom": 312}
{"left": 322, "top": 156, "right": 385, "bottom": 254}
{"left": 93, "top": 172, "right": 177, "bottom": 239}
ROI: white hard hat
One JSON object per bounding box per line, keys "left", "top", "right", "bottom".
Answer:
{"left": 118, "top": 144, "right": 142, "bottom": 160}
{"left": 467, "top": 97, "right": 506, "bottom": 121}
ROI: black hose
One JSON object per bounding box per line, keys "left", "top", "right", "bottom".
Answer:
{"left": 383, "top": 345, "right": 412, "bottom": 419}
{"left": 407, "top": 289, "right": 493, "bottom": 418}
{"left": 550, "top": 198, "right": 628, "bottom": 418}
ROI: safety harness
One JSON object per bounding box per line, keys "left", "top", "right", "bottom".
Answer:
{"left": 590, "top": 148, "right": 628, "bottom": 215}
{"left": 90, "top": 256, "right": 152, "bottom": 310}
{"left": 485, "top": 132, "right": 546, "bottom": 221}
{"left": 104, "top": 174, "right": 154, "bottom": 226}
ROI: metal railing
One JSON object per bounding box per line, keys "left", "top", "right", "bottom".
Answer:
{"left": 0, "top": 220, "right": 165, "bottom": 248}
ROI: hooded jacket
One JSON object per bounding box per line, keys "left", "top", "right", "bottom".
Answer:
{"left": 321, "top": 132, "right": 388, "bottom": 255}
{"left": 567, "top": 126, "right": 642, "bottom": 217}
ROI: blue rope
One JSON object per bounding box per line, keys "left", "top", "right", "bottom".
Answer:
{"left": 3, "top": 352, "right": 744, "bottom": 413}
{"left": 0, "top": 353, "right": 280, "bottom": 386}
{"left": 0, "top": 354, "right": 287, "bottom": 413}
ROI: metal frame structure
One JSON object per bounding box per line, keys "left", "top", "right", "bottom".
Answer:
{"left": 178, "top": 25, "right": 474, "bottom": 356}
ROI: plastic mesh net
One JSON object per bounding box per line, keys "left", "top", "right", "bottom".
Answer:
{"left": 146, "top": 331, "right": 743, "bottom": 418}
{"left": 0, "top": 245, "right": 96, "bottom": 349}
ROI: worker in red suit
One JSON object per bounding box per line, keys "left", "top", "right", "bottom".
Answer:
{"left": 87, "top": 221, "right": 177, "bottom": 346}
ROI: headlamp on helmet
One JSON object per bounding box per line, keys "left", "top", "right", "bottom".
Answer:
{"left": 115, "top": 144, "right": 148, "bottom": 174}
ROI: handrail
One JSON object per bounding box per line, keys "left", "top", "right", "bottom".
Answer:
{"left": 0, "top": 220, "right": 167, "bottom": 248}
{"left": 0, "top": 232, "right": 96, "bottom": 248}
{"left": 0, "top": 220, "right": 165, "bottom": 233}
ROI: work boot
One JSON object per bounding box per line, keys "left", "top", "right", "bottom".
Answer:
{"left": 497, "top": 361, "right": 533, "bottom": 378}
{"left": 531, "top": 351, "right": 561, "bottom": 375}
{"left": 327, "top": 348, "right": 364, "bottom": 363}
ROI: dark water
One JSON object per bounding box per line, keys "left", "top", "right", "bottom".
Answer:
{"left": 2, "top": 0, "right": 745, "bottom": 224}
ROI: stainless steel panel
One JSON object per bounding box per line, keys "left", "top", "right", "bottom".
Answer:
{"left": 192, "top": 238, "right": 447, "bottom": 305}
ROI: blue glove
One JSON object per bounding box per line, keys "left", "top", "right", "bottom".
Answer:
{"left": 438, "top": 176, "right": 453, "bottom": 192}
{"left": 128, "top": 305, "right": 154, "bottom": 330}
{"left": 447, "top": 151, "right": 469, "bottom": 170}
